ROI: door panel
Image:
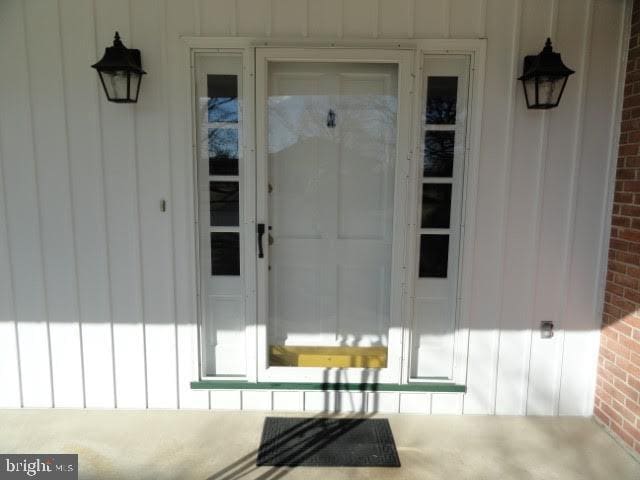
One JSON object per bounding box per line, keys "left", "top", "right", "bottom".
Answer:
{"left": 262, "top": 60, "right": 400, "bottom": 379}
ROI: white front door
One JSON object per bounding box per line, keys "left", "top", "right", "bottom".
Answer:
{"left": 256, "top": 49, "right": 412, "bottom": 384}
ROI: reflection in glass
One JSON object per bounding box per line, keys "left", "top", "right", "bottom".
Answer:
{"left": 211, "top": 232, "right": 240, "bottom": 276}
{"left": 207, "top": 74, "right": 238, "bottom": 123}
{"left": 267, "top": 94, "right": 397, "bottom": 156}
{"left": 419, "top": 235, "right": 449, "bottom": 278}
{"left": 424, "top": 131, "right": 455, "bottom": 177}
{"left": 421, "top": 184, "right": 452, "bottom": 228}
{"left": 209, "top": 128, "right": 239, "bottom": 175}
{"left": 426, "top": 76, "right": 458, "bottom": 124}
{"left": 210, "top": 181, "right": 239, "bottom": 226}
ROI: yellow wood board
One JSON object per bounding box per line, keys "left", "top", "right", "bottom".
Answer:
{"left": 269, "top": 345, "right": 388, "bottom": 368}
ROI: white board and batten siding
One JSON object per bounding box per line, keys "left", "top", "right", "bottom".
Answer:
{"left": 0, "top": 0, "right": 629, "bottom": 414}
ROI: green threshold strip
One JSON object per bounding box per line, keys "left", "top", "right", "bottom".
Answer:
{"left": 190, "top": 380, "right": 466, "bottom": 393}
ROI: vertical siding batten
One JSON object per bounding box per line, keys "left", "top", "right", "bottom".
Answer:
{"left": 488, "top": 0, "right": 522, "bottom": 415}
{"left": 407, "top": 0, "right": 415, "bottom": 38}
{"left": 60, "top": 0, "right": 115, "bottom": 409}
{"left": 413, "top": 0, "right": 448, "bottom": 38}
{"left": 495, "top": 0, "right": 554, "bottom": 415}
{"left": 95, "top": 0, "right": 147, "bottom": 409}
{"left": 522, "top": 0, "right": 559, "bottom": 415}
{"left": 271, "top": 0, "right": 307, "bottom": 37}
{"left": 164, "top": 0, "right": 182, "bottom": 410}
{"left": 554, "top": 0, "right": 596, "bottom": 416}
{"left": 578, "top": 0, "right": 631, "bottom": 415}
{"left": 308, "top": 0, "right": 343, "bottom": 38}
{"left": 132, "top": 0, "right": 179, "bottom": 409}
{"left": 378, "top": 0, "right": 418, "bottom": 38}
{"left": 586, "top": 0, "right": 632, "bottom": 415}
{"left": 522, "top": 0, "right": 556, "bottom": 415}
{"left": 232, "top": 0, "right": 239, "bottom": 36}
{"left": 194, "top": 0, "right": 201, "bottom": 35}
{"left": 265, "top": 0, "right": 272, "bottom": 37}
{"left": 91, "top": 0, "right": 118, "bottom": 409}
{"left": 130, "top": 0, "right": 151, "bottom": 410}
{"left": 201, "top": 0, "right": 237, "bottom": 36}
{"left": 342, "top": 0, "right": 377, "bottom": 38}
{"left": 463, "top": 0, "right": 520, "bottom": 415}
{"left": 236, "top": 0, "right": 267, "bottom": 35}
{"left": 339, "top": 0, "right": 344, "bottom": 38}
{"left": 14, "top": 0, "right": 55, "bottom": 408}
{"left": 449, "top": 0, "right": 484, "bottom": 38}
{"left": 168, "top": 1, "right": 209, "bottom": 410}
{"left": 560, "top": 0, "right": 629, "bottom": 415}
{"left": 55, "top": 0, "right": 87, "bottom": 408}
{"left": 527, "top": 0, "right": 593, "bottom": 416}
{"left": 0, "top": 88, "right": 23, "bottom": 409}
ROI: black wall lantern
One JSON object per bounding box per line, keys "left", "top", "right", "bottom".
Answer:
{"left": 92, "top": 32, "right": 146, "bottom": 103}
{"left": 518, "top": 38, "right": 574, "bottom": 110}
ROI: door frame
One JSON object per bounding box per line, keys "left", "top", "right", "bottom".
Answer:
{"left": 255, "top": 47, "right": 413, "bottom": 384}
{"left": 182, "top": 37, "right": 486, "bottom": 387}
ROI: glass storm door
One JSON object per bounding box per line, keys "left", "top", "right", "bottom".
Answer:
{"left": 256, "top": 50, "right": 412, "bottom": 384}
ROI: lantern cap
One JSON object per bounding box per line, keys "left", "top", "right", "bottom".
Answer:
{"left": 518, "top": 38, "right": 574, "bottom": 81}
{"left": 91, "top": 31, "right": 146, "bottom": 75}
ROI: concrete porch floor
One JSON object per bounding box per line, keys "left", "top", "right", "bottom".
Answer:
{"left": 0, "top": 410, "right": 638, "bottom": 480}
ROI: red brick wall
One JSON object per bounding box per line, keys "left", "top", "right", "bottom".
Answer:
{"left": 594, "top": 0, "right": 640, "bottom": 455}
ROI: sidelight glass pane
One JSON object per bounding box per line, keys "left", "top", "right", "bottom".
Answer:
{"left": 211, "top": 232, "right": 240, "bottom": 276}
{"left": 421, "top": 184, "right": 452, "bottom": 228}
{"left": 210, "top": 181, "right": 239, "bottom": 226}
{"left": 424, "top": 130, "right": 455, "bottom": 177}
{"left": 209, "top": 128, "right": 239, "bottom": 175}
{"left": 426, "top": 76, "right": 458, "bottom": 125}
{"left": 419, "top": 234, "right": 449, "bottom": 278}
{"left": 207, "top": 74, "right": 238, "bottom": 123}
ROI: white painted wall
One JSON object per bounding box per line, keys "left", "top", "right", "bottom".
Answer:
{"left": 0, "top": 0, "right": 628, "bottom": 414}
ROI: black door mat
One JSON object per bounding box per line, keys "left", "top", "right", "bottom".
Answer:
{"left": 256, "top": 417, "right": 401, "bottom": 467}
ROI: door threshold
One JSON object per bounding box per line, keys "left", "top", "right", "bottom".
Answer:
{"left": 190, "top": 380, "right": 466, "bottom": 393}
{"left": 269, "top": 345, "right": 388, "bottom": 368}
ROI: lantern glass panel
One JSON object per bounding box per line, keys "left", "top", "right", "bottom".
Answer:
{"left": 523, "top": 78, "right": 537, "bottom": 107}
{"left": 130, "top": 72, "right": 142, "bottom": 102}
{"left": 99, "top": 70, "right": 127, "bottom": 101}
{"left": 537, "top": 75, "right": 564, "bottom": 106}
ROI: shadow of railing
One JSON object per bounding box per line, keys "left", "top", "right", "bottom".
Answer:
{"left": 206, "top": 365, "right": 381, "bottom": 480}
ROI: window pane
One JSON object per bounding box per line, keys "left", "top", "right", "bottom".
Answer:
{"left": 421, "top": 184, "right": 452, "bottom": 228}
{"left": 209, "top": 128, "right": 239, "bottom": 175}
{"left": 210, "top": 181, "right": 239, "bottom": 226}
{"left": 424, "top": 130, "right": 455, "bottom": 177}
{"left": 426, "top": 76, "right": 458, "bottom": 125}
{"left": 419, "top": 235, "right": 449, "bottom": 278}
{"left": 207, "top": 74, "right": 238, "bottom": 123}
{"left": 211, "top": 232, "right": 240, "bottom": 276}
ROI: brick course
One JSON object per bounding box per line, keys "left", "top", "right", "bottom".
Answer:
{"left": 594, "top": 0, "right": 640, "bottom": 455}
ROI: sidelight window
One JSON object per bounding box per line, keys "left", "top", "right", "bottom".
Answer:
{"left": 195, "top": 53, "right": 246, "bottom": 377}
{"left": 412, "top": 55, "right": 470, "bottom": 380}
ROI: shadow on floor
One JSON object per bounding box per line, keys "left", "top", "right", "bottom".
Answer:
{"left": 207, "top": 368, "right": 381, "bottom": 480}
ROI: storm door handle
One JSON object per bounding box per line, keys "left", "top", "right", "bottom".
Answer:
{"left": 257, "top": 223, "right": 265, "bottom": 258}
